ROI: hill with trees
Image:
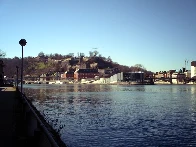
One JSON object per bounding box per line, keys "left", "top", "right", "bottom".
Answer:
{"left": 0, "top": 50, "right": 152, "bottom": 78}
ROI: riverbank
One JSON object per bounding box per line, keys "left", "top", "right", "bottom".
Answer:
{"left": 23, "top": 80, "right": 196, "bottom": 85}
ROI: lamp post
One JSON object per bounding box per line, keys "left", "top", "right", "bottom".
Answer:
{"left": 16, "top": 66, "right": 19, "bottom": 89}
{"left": 19, "top": 39, "right": 27, "bottom": 94}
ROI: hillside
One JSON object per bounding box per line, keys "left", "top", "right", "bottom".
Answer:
{"left": 1, "top": 53, "right": 149, "bottom": 78}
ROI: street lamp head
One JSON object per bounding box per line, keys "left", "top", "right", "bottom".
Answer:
{"left": 19, "top": 39, "right": 27, "bottom": 46}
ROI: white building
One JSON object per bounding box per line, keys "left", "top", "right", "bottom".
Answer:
{"left": 171, "top": 73, "right": 185, "bottom": 84}
{"left": 191, "top": 61, "right": 196, "bottom": 78}
{"left": 184, "top": 70, "right": 191, "bottom": 78}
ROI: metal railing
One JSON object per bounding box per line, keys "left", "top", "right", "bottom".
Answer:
{"left": 19, "top": 91, "right": 60, "bottom": 147}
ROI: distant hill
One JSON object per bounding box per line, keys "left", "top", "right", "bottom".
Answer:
{"left": 1, "top": 53, "right": 150, "bottom": 78}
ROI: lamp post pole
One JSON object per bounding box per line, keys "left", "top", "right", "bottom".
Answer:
{"left": 19, "top": 39, "right": 27, "bottom": 94}
{"left": 21, "top": 46, "right": 23, "bottom": 93}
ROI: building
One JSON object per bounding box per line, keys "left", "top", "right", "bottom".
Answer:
{"left": 184, "top": 70, "right": 191, "bottom": 78}
{"left": 122, "top": 72, "right": 144, "bottom": 82}
{"left": 61, "top": 71, "right": 74, "bottom": 80}
{"left": 40, "top": 74, "right": 46, "bottom": 81}
{"left": 191, "top": 61, "right": 196, "bottom": 78}
{"left": 172, "top": 72, "right": 186, "bottom": 84}
{"left": 90, "top": 72, "right": 144, "bottom": 84}
{"left": 74, "top": 69, "right": 99, "bottom": 81}
{"left": 154, "top": 71, "right": 168, "bottom": 79}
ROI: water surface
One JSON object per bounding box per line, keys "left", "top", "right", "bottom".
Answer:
{"left": 24, "top": 84, "right": 196, "bottom": 147}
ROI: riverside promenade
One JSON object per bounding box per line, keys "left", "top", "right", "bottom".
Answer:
{"left": 0, "top": 86, "right": 66, "bottom": 147}
{"left": 0, "top": 87, "right": 17, "bottom": 147}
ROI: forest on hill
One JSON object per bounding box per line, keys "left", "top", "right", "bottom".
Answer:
{"left": 0, "top": 50, "right": 152, "bottom": 78}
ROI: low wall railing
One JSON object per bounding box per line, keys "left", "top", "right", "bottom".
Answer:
{"left": 16, "top": 89, "right": 65, "bottom": 147}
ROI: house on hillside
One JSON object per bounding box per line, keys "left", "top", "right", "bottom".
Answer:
{"left": 61, "top": 71, "right": 74, "bottom": 80}
{"left": 90, "top": 62, "right": 98, "bottom": 68}
{"left": 77, "top": 62, "right": 89, "bottom": 69}
{"left": 40, "top": 74, "right": 46, "bottom": 81}
{"left": 74, "top": 69, "right": 99, "bottom": 81}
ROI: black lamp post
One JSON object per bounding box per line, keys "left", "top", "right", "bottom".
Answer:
{"left": 19, "top": 39, "right": 27, "bottom": 94}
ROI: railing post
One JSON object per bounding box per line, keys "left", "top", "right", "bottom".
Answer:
{"left": 26, "top": 111, "right": 38, "bottom": 136}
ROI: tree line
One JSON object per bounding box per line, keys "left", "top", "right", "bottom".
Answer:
{"left": 0, "top": 50, "right": 152, "bottom": 78}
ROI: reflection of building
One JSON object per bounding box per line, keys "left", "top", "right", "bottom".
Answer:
{"left": 191, "top": 86, "right": 196, "bottom": 95}
{"left": 191, "top": 61, "right": 196, "bottom": 78}
{"left": 0, "top": 60, "right": 4, "bottom": 86}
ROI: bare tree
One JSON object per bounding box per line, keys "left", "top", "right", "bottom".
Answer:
{"left": 93, "top": 50, "right": 99, "bottom": 56}
{"left": 68, "top": 53, "right": 74, "bottom": 57}
{"left": 38, "top": 51, "right": 45, "bottom": 57}
{"left": 131, "top": 64, "right": 146, "bottom": 72}
{"left": 107, "top": 56, "right": 112, "bottom": 62}
{"left": 89, "top": 51, "right": 94, "bottom": 57}
{"left": 0, "top": 49, "right": 6, "bottom": 58}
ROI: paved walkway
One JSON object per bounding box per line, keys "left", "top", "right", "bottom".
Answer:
{"left": 0, "top": 87, "right": 17, "bottom": 147}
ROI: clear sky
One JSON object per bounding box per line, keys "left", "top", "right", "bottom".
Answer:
{"left": 0, "top": 0, "right": 196, "bottom": 72}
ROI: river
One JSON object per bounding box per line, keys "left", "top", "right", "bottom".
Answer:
{"left": 23, "top": 84, "right": 196, "bottom": 147}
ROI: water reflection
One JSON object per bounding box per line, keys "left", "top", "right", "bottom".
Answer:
{"left": 191, "top": 85, "right": 196, "bottom": 95}
{"left": 23, "top": 84, "right": 196, "bottom": 147}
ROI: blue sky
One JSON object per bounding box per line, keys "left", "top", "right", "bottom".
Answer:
{"left": 0, "top": 0, "right": 196, "bottom": 72}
